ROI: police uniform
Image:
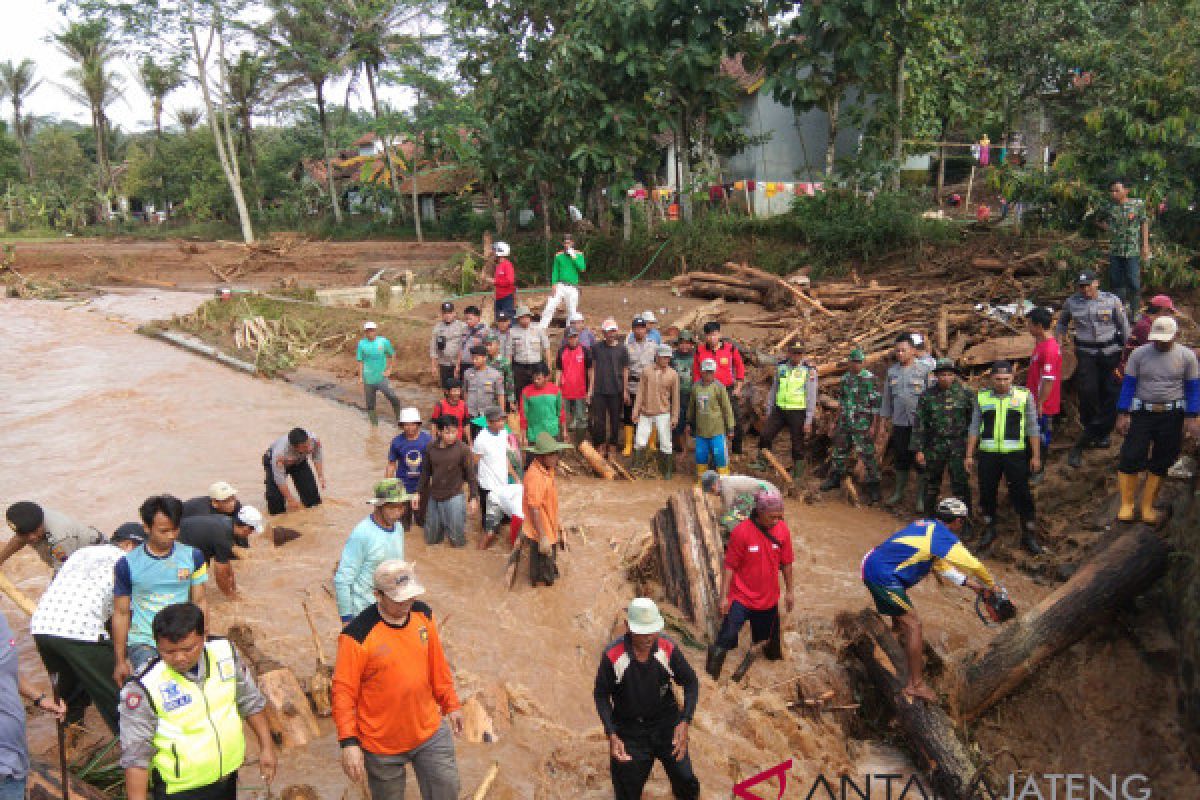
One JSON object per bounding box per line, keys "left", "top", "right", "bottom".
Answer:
{"left": 969, "top": 384, "right": 1041, "bottom": 552}
{"left": 1056, "top": 284, "right": 1130, "bottom": 454}
{"left": 429, "top": 319, "right": 467, "bottom": 388}
{"left": 507, "top": 323, "right": 551, "bottom": 399}
{"left": 880, "top": 359, "right": 933, "bottom": 505}
{"left": 756, "top": 356, "right": 817, "bottom": 477}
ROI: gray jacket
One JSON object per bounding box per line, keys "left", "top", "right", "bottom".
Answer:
{"left": 1055, "top": 291, "right": 1130, "bottom": 353}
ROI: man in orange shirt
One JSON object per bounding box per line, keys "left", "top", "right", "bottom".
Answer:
{"left": 333, "top": 561, "right": 463, "bottom": 800}
{"left": 522, "top": 432, "right": 573, "bottom": 587}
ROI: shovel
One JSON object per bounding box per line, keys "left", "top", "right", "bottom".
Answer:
{"left": 51, "top": 673, "right": 70, "bottom": 800}
{"left": 504, "top": 545, "right": 522, "bottom": 590}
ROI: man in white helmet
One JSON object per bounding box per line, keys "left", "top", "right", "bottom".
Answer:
{"left": 486, "top": 241, "right": 518, "bottom": 319}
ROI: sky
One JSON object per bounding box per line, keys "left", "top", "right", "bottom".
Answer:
{"left": 2, "top": 0, "right": 412, "bottom": 133}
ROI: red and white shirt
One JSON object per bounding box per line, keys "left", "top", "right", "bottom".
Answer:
{"left": 1028, "top": 337, "right": 1062, "bottom": 415}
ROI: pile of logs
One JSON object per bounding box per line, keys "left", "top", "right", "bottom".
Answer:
{"left": 673, "top": 262, "right": 833, "bottom": 316}
{"left": 646, "top": 488, "right": 725, "bottom": 641}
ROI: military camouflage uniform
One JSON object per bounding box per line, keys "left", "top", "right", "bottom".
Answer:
{"left": 488, "top": 354, "right": 516, "bottom": 410}
{"left": 911, "top": 381, "right": 974, "bottom": 513}
{"left": 830, "top": 368, "right": 881, "bottom": 482}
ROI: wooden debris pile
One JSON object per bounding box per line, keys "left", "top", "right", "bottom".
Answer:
{"left": 646, "top": 488, "right": 725, "bottom": 641}
{"left": 673, "top": 261, "right": 833, "bottom": 317}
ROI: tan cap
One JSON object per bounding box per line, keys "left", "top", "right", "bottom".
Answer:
{"left": 208, "top": 481, "right": 238, "bottom": 501}
{"left": 373, "top": 560, "right": 426, "bottom": 603}
{"left": 1149, "top": 316, "right": 1178, "bottom": 342}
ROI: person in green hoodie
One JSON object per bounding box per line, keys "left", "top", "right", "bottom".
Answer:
{"left": 519, "top": 363, "right": 567, "bottom": 447}
{"left": 539, "top": 234, "right": 586, "bottom": 331}
{"left": 687, "top": 358, "right": 735, "bottom": 481}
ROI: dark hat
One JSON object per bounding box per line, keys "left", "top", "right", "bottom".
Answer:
{"left": 496, "top": 310, "right": 513, "bottom": 321}
{"left": 1076, "top": 270, "right": 1097, "bottom": 285}
{"left": 441, "top": 301, "right": 454, "bottom": 312}
{"left": 470, "top": 345, "right": 487, "bottom": 356}
{"left": 894, "top": 332, "right": 915, "bottom": 345}
{"left": 848, "top": 347, "right": 866, "bottom": 361}
{"left": 676, "top": 330, "right": 694, "bottom": 343}
{"left": 566, "top": 328, "right": 580, "bottom": 337}
{"left": 464, "top": 305, "right": 481, "bottom": 316}
{"left": 443, "top": 376, "right": 462, "bottom": 390}
{"left": 991, "top": 360, "right": 1014, "bottom": 374}
{"left": 787, "top": 343, "right": 804, "bottom": 354}
{"left": 702, "top": 321, "right": 721, "bottom": 335}
{"left": 632, "top": 316, "right": 647, "bottom": 327}
{"left": 933, "top": 358, "right": 960, "bottom": 374}
{"left": 112, "top": 522, "right": 147, "bottom": 545}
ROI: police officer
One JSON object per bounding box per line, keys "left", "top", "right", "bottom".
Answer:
{"left": 1056, "top": 271, "right": 1130, "bottom": 467}
{"left": 912, "top": 359, "right": 974, "bottom": 519}
{"left": 507, "top": 304, "right": 551, "bottom": 400}
{"left": 429, "top": 302, "right": 468, "bottom": 388}
{"left": 1115, "top": 316, "right": 1200, "bottom": 524}
{"left": 119, "top": 603, "right": 276, "bottom": 800}
{"left": 965, "top": 361, "right": 1043, "bottom": 554}
{"left": 880, "top": 334, "right": 934, "bottom": 508}
{"left": 751, "top": 343, "right": 817, "bottom": 481}
{"left": 821, "top": 348, "right": 882, "bottom": 504}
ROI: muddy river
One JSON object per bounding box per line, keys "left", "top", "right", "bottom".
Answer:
{"left": 2, "top": 293, "right": 1195, "bottom": 798}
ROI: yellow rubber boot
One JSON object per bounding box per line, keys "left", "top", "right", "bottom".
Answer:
{"left": 622, "top": 425, "right": 634, "bottom": 457}
{"left": 696, "top": 464, "right": 708, "bottom": 483}
{"left": 718, "top": 466, "right": 731, "bottom": 476}
{"left": 1141, "top": 473, "right": 1163, "bottom": 524}
{"left": 1116, "top": 472, "right": 1139, "bottom": 522}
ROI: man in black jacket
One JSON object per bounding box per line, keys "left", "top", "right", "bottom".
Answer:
{"left": 593, "top": 598, "right": 700, "bottom": 800}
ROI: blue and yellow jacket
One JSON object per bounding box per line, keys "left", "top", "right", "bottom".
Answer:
{"left": 862, "top": 519, "right": 994, "bottom": 590}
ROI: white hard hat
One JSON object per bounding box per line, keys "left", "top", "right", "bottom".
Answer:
{"left": 642, "top": 310, "right": 657, "bottom": 322}
{"left": 399, "top": 407, "right": 422, "bottom": 424}
{"left": 363, "top": 321, "right": 378, "bottom": 330}
{"left": 494, "top": 241, "right": 511, "bottom": 257}
{"left": 568, "top": 312, "right": 585, "bottom": 323}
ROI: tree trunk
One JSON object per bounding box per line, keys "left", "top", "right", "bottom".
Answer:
{"left": 365, "top": 64, "right": 401, "bottom": 199}
{"left": 680, "top": 110, "right": 693, "bottom": 222}
{"left": 12, "top": 101, "right": 33, "bottom": 181}
{"left": 537, "top": 179, "right": 552, "bottom": 240}
{"left": 825, "top": 92, "right": 839, "bottom": 178}
{"left": 840, "top": 609, "right": 992, "bottom": 799}
{"left": 936, "top": 144, "right": 947, "bottom": 205}
{"left": 315, "top": 82, "right": 342, "bottom": 224}
{"left": 891, "top": 32, "right": 907, "bottom": 191}
{"left": 622, "top": 189, "right": 632, "bottom": 243}
{"left": 957, "top": 525, "right": 1170, "bottom": 721}
{"left": 410, "top": 144, "right": 423, "bottom": 243}
{"left": 240, "top": 109, "right": 262, "bottom": 213}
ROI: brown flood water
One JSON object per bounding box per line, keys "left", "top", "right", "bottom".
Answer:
{"left": 2, "top": 293, "right": 1195, "bottom": 798}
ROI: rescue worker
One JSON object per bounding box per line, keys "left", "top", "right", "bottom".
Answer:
{"left": 1026, "top": 307, "right": 1063, "bottom": 479}
{"left": 507, "top": 305, "right": 551, "bottom": 400}
{"left": 593, "top": 598, "right": 700, "bottom": 800}
{"left": 632, "top": 345, "right": 681, "bottom": 478}
{"left": 522, "top": 432, "right": 573, "bottom": 587}
{"left": 335, "top": 480, "right": 410, "bottom": 622}
{"left": 860, "top": 498, "right": 995, "bottom": 702}
{"left": 1056, "top": 271, "right": 1130, "bottom": 467}
{"left": 1115, "top": 316, "right": 1200, "bottom": 523}
{"left": 119, "top": 602, "right": 277, "bottom": 800}
{"left": 1098, "top": 180, "right": 1150, "bottom": 312}
{"left": 263, "top": 427, "right": 325, "bottom": 515}
{"left": 491, "top": 310, "right": 514, "bottom": 359}
{"left": 590, "top": 320, "right": 631, "bottom": 459}
{"left": 687, "top": 359, "right": 735, "bottom": 480}
{"left": 751, "top": 343, "right": 817, "bottom": 481}
{"left": 670, "top": 332, "right": 697, "bottom": 468}
{"left": 487, "top": 240, "right": 517, "bottom": 318}
{"left": 564, "top": 311, "right": 597, "bottom": 351}
{"left": 385, "top": 408, "right": 433, "bottom": 529}
{"left": 880, "top": 334, "right": 933, "bottom": 509}
{"left": 912, "top": 359, "right": 973, "bottom": 520}
{"left": 556, "top": 328, "right": 592, "bottom": 441}
{"left": 484, "top": 333, "right": 515, "bottom": 412}
{"left": 458, "top": 306, "right": 489, "bottom": 366}
{"left": 1120, "top": 294, "right": 1176, "bottom": 376}
{"left": 429, "top": 302, "right": 467, "bottom": 388}
{"left": 965, "top": 362, "right": 1043, "bottom": 554}
{"left": 181, "top": 482, "right": 240, "bottom": 519}
{"left": 357, "top": 321, "right": 402, "bottom": 426}
{"left": 699, "top": 471, "right": 779, "bottom": 538}
{"left": 462, "top": 345, "right": 505, "bottom": 441}
{"left": 692, "top": 322, "right": 746, "bottom": 455}
{"left": 623, "top": 316, "right": 659, "bottom": 457}
{"left": 1, "top": 502, "right": 104, "bottom": 572}
{"left": 821, "top": 348, "right": 882, "bottom": 504}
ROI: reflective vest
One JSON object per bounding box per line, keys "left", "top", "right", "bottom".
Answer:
{"left": 977, "top": 388, "right": 1031, "bottom": 453}
{"left": 137, "top": 638, "right": 245, "bottom": 794}
{"left": 775, "top": 364, "right": 811, "bottom": 410}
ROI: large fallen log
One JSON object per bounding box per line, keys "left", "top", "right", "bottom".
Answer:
{"left": 839, "top": 610, "right": 991, "bottom": 800}
{"left": 956, "top": 525, "right": 1170, "bottom": 721}
{"left": 959, "top": 333, "right": 1035, "bottom": 367}
{"left": 680, "top": 280, "right": 763, "bottom": 304}
{"left": 724, "top": 262, "right": 835, "bottom": 317}
{"left": 672, "top": 298, "right": 727, "bottom": 333}
{"left": 578, "top": 440, "right": 617, "bottom": 480}
{"left": 650, "top": 490, "right": 723, "bottom": 640}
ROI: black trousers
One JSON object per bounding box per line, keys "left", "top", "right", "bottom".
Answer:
{"left": 591, "top": 393, "right": 624, "bottom": 446}
{"left": 1118, "top": 411, "right": 1185, "bottom": 476}
{"left": 438, "top": 364, "right": 457, "bottom": 390}
{"left": 263, "top": 454, "right": 322, "bottom": 515}
{"left": 513, "top": 361, "right": 543, "bottom": 402}
{"left": 152, "top": 773, "right": 237, "bottom": 800}
{"left": 889, "top": 425, "right": 920, "bottom": 471}
{"left": 610, "top": 720, "right": 700, "bottom": 800}
{"left": 727, "top": 390, "right": 745, "bottom": 454}
{"left": 977, "top": 451, "right": 1035, "bottom": 520}
{"left": 33, "top": 634, "right": 119, "bottom": 733}
{"left": 1074, "top": 349, "right": 1121, "bottom": 442}
{"left": 759, "top": 407, "right": 806, "bottom": 462}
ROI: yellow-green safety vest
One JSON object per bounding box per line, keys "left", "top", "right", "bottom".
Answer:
{"left": 977, "top": 388, "right": 1031, "bottom": 453}
{"left": 138, "top": 638, "right": 246, "bottom": 794}
{"left": 775, "top": 364, "right": 811, "bottom": 411}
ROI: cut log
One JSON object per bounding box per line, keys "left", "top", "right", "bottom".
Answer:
{"left": 301, "top": 601, "right": 333, "bottom": 717}
{"left": 970, "top": 256, "right": 1040, "bottom": 276}
{"left": 690, "top": 489, "right": 725, "bottom": 605}
{"left": 472, "top": 761, "right": 501, "bottom": 800}
{"left": 26, "top": 757, "right": 112, "bottom": 800}
{"left": 258, "top": 667, "right": 321, "bottom": 749}
{"left": 681, "top": 281, "right": 763, "bottom": 303}
{"left": 578, "top": 440, "right": 617, "bottom": 480}
{"left": 839, "top": 610, "right": 991, "bottom": 799}
{"left": 0, "top": 571, "right": 38, "bottom": 615}
{"left": 760, "top": 449, "right": 795, "bottom": 490}
{"left": 461, "top": 695, "right": 498, "bottom": 743}
{"left": 652, "top": 509, "right": 685, "bottom": 613}
{"left": 672, "top": 298, "right": 726, "bottom": 333}
{"left": 105, "top": 272, "right": 178, "bottom": 288}
{"left": 724, "top": 262, "right": 835, "bottom": 317}
{"left": 959, "top": 334, "right": 1035, "bottom": 367}
{"left": 669, "top": 493, "right": 718, "bottom": 641}
{"left": 956, "top": 526, "right": 1170, "bottom": 721}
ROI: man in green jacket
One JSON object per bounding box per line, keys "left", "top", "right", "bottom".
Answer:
{"left": 539, "top": 234, "right": 586, "bottom": 331}
{"left": 687, "top": 359, "right": 735, "bottom": 481}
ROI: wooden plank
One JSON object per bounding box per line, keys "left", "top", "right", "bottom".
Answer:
{"left": 959, "top": 334, "right": 1035, "bottom": 367}
{"left": 669, "top": 492, "right": 711, "bottom": 633}
{"left": 761, "top": 449, "right": 795, "bottom": 489}
{"left": 0, "top": 572, "right": 37, "bottom": 615}
{"left": 258, "top": 667, "right": 321, "bottom": 749}
{"left": 578, "top": 440, "right": 616, "bottom": 479}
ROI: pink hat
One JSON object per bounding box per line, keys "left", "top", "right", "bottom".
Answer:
{"left": 1149, "top": 294, "right": 1176, "bottom": 312}
{"left": 754, "top": 490, "right": 784, "bottom": 513}
{"left": 601, "top": 318, "right": 619, "bottom": 332}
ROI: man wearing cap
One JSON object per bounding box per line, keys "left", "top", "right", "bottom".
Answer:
{"left": 632, "top": 346, "right": 681, "bottom": 478}
{"left": 181, "top": 482, "right": 240, "bottom": 520}
{"left": 119, "top": 602, "right": 276, "bottom": 800}
{"left": 31, "top": 524, "right": 146, "bottom": 734}
{"left": 522, "top": 432, "right": 573, "bottom": 587}
{"left": 593, "top": 598, "right": 700, "bottom": 800}
{"left": 687, "top": 358, "right": 735, "bottom": 480}
{"left": 1120, "top": 294, "right": 1176, "bottom": 376}
{"left": 623, "top": 316, "right": 660, "bottom": 457}
{"left": 1026, "top": 307, "right": 1062, "bottom": 474}
{"left": 430, "top": 302, "right": 467, "bottom": 388}
{"left": 912, "top": 359, "right": 974, "bottom": 518}
{"left": 539, "top": 233, "right": 586, "bottom": 331}
{"left": 1056, "top": 271, "right": 1130, "bottom": 467}
{"left": 263, "top": 427, "right": 325, "bottom": 515}
{"left": 707, "top": 490, "right": 794, "bottom": 682}
{"left": 335, "top": 481, "right": 410, "bottom": 621}
{"left": 823, "top": 348, "right": 883, "bottom": 500}
{"left": 507, "top": 304, "right": 552, "bottom": 400}
{"left": 860, "top": 498, "right": 996, "bottom": 702}
{"left": 334, "top": 561, "right": 463, "bottom": 800}
{"left": 1, "top": 502, "right": 104, "bottom": 573}
{"left": 414, "top": 417, "right": 478, "bottom": 548}
{"left": 591, "top": 320, "right": 631, "bottom": 458}
{"left": 459, "top": 306, "right": 489, "bottom": 366}
{"left": 484, "top": 334, "right": 516, "bottom": 411}
{"left": 700, "top": 471, "right": 780, "bottom": 537}
{"left": 386, "top": 409, "right": 433, "bottom": 529}
{"left": 965, "top": 362, "right": 1043, "bottom": 554}
{"left": 358, "top": 321, "right": 402, "bottom": 425}
{"left": 472, "top": 408, "right": 523, "bottom": 549}
{"left": 670, "top": 332, "right": 697, "bottom": 467}
{"left": 491, "top": 309, "right": 515, "bottom": 357}
{"left": 752, "top": 343, "right": 817, "bottom": 482}
{"left": 487, "top": 241, "right": 517, "bottom": 317}
{"left": 462, "top": 345, "right": 505, "bottom": 441}
{"left": 1115, "top": 316, "right": 1200, "bottom": 524}
{"left": 626, "top": 310, "right": 663, "bottom": 346}
{"left": 556, "top": 327, "right": 593, "bottom": 441}
{"left": 565, "top": 311, "right": 597, "bottom": 350}
{"left": 692, "top": 322, "right": 747, "bottom": 454}
{"left": 880, "top": 334, "right": 934, "bottom": 508}
{"left": 179, "top": 506, "right": 264, "bottom": 599}
{"left": 1098, "top": 180, "right": 1150, "bottom": 312}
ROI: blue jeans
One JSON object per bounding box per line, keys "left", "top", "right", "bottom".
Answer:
{"left": 494, "top": 294, "right": 516, "bottom": 318}
{"left": 1109, "top": 254, "right": 1140, "bottom": 309}
{"left": 694, "top": 434, "right": 728, "bottom": 469}
{"left": 425, "top": 494, "right": 467, "bottom": 547}
{"left": 0, "top": 775, "right": 26, "bottom": 800}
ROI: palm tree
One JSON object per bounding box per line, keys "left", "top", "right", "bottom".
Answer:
{"left": 262, "top": 0, "right": 353, "bottom": 223}
{"left": 174, "top": 108, "right": 203, "bottom": 133}
{"left": 137, "top": 56, "right": 185, "bottom": 138}
{"left": 0, "top": 59, "right": 41, "bottom": 181}
{"left": 54, "top": 20, "right": 123, "bottom": 195}
{"left": 225, "top": 52, "right": 298, "bottom": 208}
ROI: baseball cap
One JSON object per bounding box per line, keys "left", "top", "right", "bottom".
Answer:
{"left": 642, "top": 310, "right": 657, "bottom": 323}
{"left": 700, "top": 358, "right": 717, "bottom": 372}
{"left": 702, "top": 321, "right": 721, "bottom": 335}
{"left": 516, "top": 305, "right": 533, "bottom": 318}
{"left": 677, "top": 330, "right": 694, "bottom": 342}
{"left": 111, "top": 522, "right": 147, "bottom": 545}
{"left": 1150, "top": 294, "right": 1176, "bottom": 312}
{"left": 848, "top": 348, "right": 866, "bottom": 362}
{"left": 568, "top": 312, "right": 585, "bottom": 323}
{"left": 470, "top": 345, "right": 487, "bottom": 356}
{"left": 566, "top": 328, "right": 580, "bottom": 338}
{"left": 632, "top": 316, "right": 647, "bottom": 327}
{"left": 494, "top": 241, "right": 510, "bottom": 257}
{"left": 626, "top": 597, "right": 665, "bottom": 635}
{"left": 496, "top": 310, "right": 512, "bottom": 322}
{"left": 484, "top": 406, "right": 506, "bottom": 421}
{"left": 933, "top": 358, "right": 960, "bottom": 374}
{"left": 236, "top": 505, "right": 265, "bottom": 533}
{"left": 656, "top": 345, "right": 673, "bottom": 358}
{"left": 700, "top": 470, "right": 720, "bottom": 492}
{"left": 602, "top": 318, "right": 619, "bottom": 332}
{"left": 484, "top": 333, "right": 499, "bottom": 343}
{"left": 787, "top": 343, "right": 804, "bottom": 354}
{"left": 1076, "top": 271, "right": 1097, "bottom": 285}
{"left": 441, "top": 301, "right": 454, "bottom": 312}
{"left": 373, "top": 560, "right": 426, "bottom": 603}
{"left": 208, "top": 481, "right": 238, "bottom": 502}
{"left": 399, "top": 407, "right": 421, "bottom": 424}
{"left": 991, "top": 360, "right": 1014, "bottom": 374}
{"left": 363, "top": 321, "right": 377, "bottom": 331}
{"left": 754, "top": 490, "right": 785, "bottom": 513}
{"left": 1149, "top": 316, "right": 1178, "bottom": 342}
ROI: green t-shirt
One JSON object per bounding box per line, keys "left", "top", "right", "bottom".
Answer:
{"left": 551, "top": 250, "right": 587, "bottom": 285}
{"left": 357, "top": 337, "right": 395, "bottom": 384}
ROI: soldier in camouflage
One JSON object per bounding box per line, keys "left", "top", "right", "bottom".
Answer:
{"left": 912, "top": 359, "right": 974, "bottom": 517}
{"left": 820, "top": 348, "right": 882, "bottom": 504}
{"left": 485, "top": 334, "right": 515, "bottom": 411}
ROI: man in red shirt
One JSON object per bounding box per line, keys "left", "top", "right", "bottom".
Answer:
{"left": 1026, "top": 307, "right": 1062, "bottom": 480}
{"left": 556, "top": 328, "right": 593, "bottom": 441}
{"left": 692, "top": 321, "right": 747, "bottom": 454}
{"left": 707, "top": 490, "right": 794, "bottom": 681}
{"left": 487, "top": 241, "right": 517, "bottom": 318}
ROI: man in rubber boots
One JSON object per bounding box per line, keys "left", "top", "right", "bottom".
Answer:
{"left": 687, "top": 359, "right": 735, "bottom": 481}
{"left": 821, "top": 348, "right": 882, "bottom": 504}
{"left": 622, "top": 316, "right": 659, "bottom": 457}
{"left": 429, "top": 302, "right": 467, "bottom": 388}
{"left": 751, "top": 343, "right": 817, "bottom": 482}
{"left": 912, "top": 359, "right": 973, "bottom": 523}
{"left": 632, "top": 345, "right": 681, "bottom": 478}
